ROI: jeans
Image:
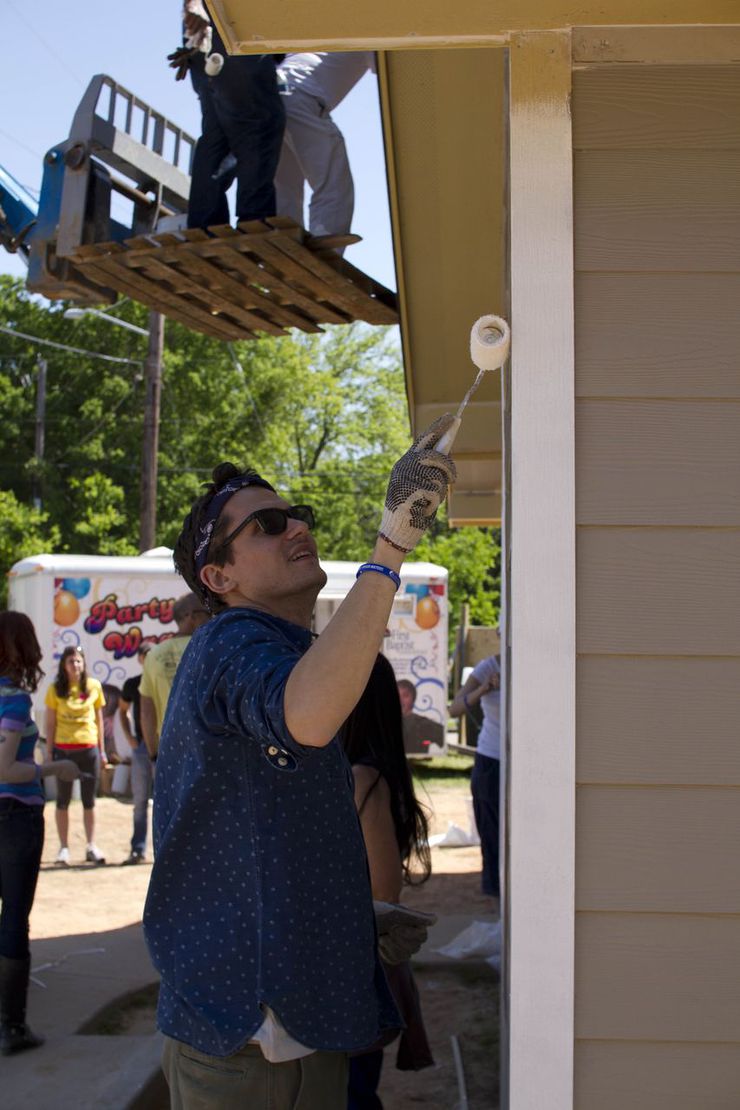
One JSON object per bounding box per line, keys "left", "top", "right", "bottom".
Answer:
{"left": 130, "top": 745, "right": 153, "bottom": 855}
{"left": 188, "top": 34, "right": 285, "bottom": 229}
{"left": 0, "top": 800, "right": 44, "bottom": 960}
{"left": 471, "top": 753, "right": 500, "bottom": 897}
{"left": 348, "top": 1050, "right": 384, "bottom": 1109}
{"left": 163, "top": 1038, "right": 348, "bottom": 1110}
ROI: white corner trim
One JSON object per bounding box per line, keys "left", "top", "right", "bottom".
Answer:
{"left": 505, "top": 29, "right": 576, "bottom": 1110}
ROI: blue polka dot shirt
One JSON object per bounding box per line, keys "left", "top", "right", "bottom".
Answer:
{"left": 143, "top": 607, "right": 400, "bottom": 1057}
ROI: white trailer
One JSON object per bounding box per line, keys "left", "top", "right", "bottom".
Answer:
{"left": 8, "top": 552, "right": 448, "bottom": 752}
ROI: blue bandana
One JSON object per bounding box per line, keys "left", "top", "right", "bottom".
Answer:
{"left": 194, "top": 473, "right": 274, "bottom": 576}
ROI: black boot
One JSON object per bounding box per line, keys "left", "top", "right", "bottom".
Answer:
{"left": 0, "top": 954, "right": 44, "bottom": 1056}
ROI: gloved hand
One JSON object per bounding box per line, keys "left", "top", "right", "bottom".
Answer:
{"left": 373, "top": 901, "right": 437, "bottom": 965}
{"left": 378, "top": 924, "right": 429, "bottom": 965}
{"left": 167, "top": 46, "right": 198, "bottom": 80}
{"left": 184, "top": 1, "right": 212, "bottom": 49}
{"left": 378, "top": 414, "right": 457, "bottom": 553}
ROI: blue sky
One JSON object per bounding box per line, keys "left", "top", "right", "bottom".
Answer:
{"left": 0, "top": 1, "right": 395, "bottom": 290}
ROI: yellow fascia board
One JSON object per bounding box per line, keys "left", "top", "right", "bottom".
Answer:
{"left": 208, "top": 1, "right": 740, "bottom": 54}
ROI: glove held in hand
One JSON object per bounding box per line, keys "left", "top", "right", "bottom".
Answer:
{"left": 379, "top": 414, "right": 457, "bottom": 553}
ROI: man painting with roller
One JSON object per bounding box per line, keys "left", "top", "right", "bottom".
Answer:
{"left": 143, "top": 415, "right": 456, "bottom": 1108}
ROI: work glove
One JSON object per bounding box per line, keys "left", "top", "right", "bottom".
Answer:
{"left": 373, "top": 901, "right": 437, "bottom": 965}
{"left": 378, "top": 925, "right": 428, "bottom": 965}
{"left": 378, "top": 414, "right": 457, "bottom": 553}
{"left": 167, "top": 46, "right": 198, "bottom": 80}
{"left": 184, "top": 1, "right": 212, "bottom": 48}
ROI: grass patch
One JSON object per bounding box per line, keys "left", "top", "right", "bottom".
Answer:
{"left": 78, "top": 982, "right": 158, "bottom": 1036}
{"left": 412, "top": 752, "right": 474, "bottom": 790}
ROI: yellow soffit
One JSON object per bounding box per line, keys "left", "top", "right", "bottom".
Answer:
{"left": 208, "top": 1, "right": 740, "bottom": 53}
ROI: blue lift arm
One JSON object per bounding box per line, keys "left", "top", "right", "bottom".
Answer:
{"left": 0, "top": 164, "right": 39, "bottom": 263}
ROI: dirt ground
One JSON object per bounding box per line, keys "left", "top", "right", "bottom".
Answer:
{"left": 31, "top": 774, "right": 500, "bottom": 1109}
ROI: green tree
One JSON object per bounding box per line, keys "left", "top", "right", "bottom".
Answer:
{"left": 0, "top": 490, "right": 60, "bottom": 606}
{"left": 415, "top": 511, "right": 501, "bottom": 645}
{"left": 68, "top": 473, "right": 138, "bottom": 555}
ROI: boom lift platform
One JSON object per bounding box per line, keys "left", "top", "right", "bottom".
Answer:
{"left": 6, "top": 75, "right": 398, "bottom": 339}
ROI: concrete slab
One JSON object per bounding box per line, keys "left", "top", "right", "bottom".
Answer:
{"left": 3, "top": 925, "right": 163, "bottom": 1110}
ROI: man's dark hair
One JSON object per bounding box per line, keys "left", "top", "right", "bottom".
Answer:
{"left": 172, "top": 592, "right": 202, "bottom": 625}
{"left": 397, "top": 678, "right": 417, "bottom": 705}
{"left": 174, "top": 463, "right": 264, "bottom": 613}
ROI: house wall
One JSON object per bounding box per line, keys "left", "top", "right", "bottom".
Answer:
{"left": 573, "top": 62, "right": 740, "bottom": 1107}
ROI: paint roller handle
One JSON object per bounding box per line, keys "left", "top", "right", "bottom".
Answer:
{"left": 433, "top": 314, "right": 511, "bottom": 455}
{"left": 435, "top": 417, "right": 461, "bottom": 456}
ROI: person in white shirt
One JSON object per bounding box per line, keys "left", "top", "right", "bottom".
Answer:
{"left": 275, "top": 52, "right": 375, "bottom": 242}
{"left": 449, "top": 653, "right": 501, "bottom": 899}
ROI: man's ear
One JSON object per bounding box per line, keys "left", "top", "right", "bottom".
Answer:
{"left": 200, "top": 563, "right": 236, "bottom": 598}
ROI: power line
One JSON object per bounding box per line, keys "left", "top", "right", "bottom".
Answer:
{"left": 0, "top": 323, "right": 142, "bottom": 366}
{"left": 0, "top": 127, "right": 44, "bottom": 164}
{"left": 6, "top": 0, "right": 86, "bottom": 89}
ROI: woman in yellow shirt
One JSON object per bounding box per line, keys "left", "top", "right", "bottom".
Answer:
{"left": 44, "top": 647, "right": 106, "bottom": 866}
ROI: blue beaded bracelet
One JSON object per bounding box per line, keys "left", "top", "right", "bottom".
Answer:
{"left": 356, "top": 562, "right": 401, "bottom": 591}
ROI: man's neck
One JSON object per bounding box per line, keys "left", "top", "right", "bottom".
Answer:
{"left": 226, "top": 591, "right": 316, "bottom": 630}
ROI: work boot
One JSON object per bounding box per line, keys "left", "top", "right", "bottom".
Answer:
{"left": 0, "top": 955, "right": 44, "bottom": 1056}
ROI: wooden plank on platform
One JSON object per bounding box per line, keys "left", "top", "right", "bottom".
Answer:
{"left": 322, "top": 253, "right": 399, "bottom": 317}
{"left": 72, "top": 244, "right": 243, "bottom": 340}
{"left": 210, "top": 225, "right": 352, "bottom": 325}
{"left": 72, "top": 216, "right": 398, "bottom": 340}
{"left": 145, "top": 232, "right": 323, "bottom": 333}
{"left": 123, "top": 234, "right": 289, "bottom": 336}
{"left": 116, "top": 240, "right": 284, "bottom": 337}
{"left": 72, "top": 242, "right": 245, "bottom": 340}
{"left": 239, "top": 221, "right": 380, "bottom": 322}
{"left": 263, "top": 219, "right": 398, "bottom": 325}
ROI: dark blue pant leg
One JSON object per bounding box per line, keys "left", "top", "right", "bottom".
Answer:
{"left": 348, "top": 1050, "right": 384, "bottom": 1109}
{"left": 471, "top": 753, "right": 500, "bottom": 897}
{"left": 188, "top": 45, "right": 285, "bottom": 230}
{"left": 206, "top": 53, "right": 285, "bottom": 225}
{"left": 0, "top": 802, "right": 44, "bottom": 960}
{"left": 188, "top": 55, "right": 232, "bottom": 229}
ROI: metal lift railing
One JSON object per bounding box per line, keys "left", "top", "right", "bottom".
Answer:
{"left": 27, "top": 75, "right": 197, "bottom": 303}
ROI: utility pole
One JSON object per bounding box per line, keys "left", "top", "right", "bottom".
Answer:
{"left": 139, "top": 310, "right": 164, "bottom": 551}
{"left": 33, "top": 356, "right": 47, "bottom": 511}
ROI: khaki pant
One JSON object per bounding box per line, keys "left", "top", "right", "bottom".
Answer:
{"left": 162, "top": 1037, "right": 349, "bottom": 1110}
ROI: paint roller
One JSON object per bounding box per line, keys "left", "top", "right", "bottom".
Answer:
{"left": 435, "top": 314, "right": 511, "bottom": 455}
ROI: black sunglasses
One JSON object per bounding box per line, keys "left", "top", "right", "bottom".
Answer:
{"left": 220, "top": 504, "right": 316, "bottom": 549}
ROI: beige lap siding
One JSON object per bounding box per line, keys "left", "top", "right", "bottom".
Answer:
{"left": 573, "top": 60, "right": 740, "bottom": 1108}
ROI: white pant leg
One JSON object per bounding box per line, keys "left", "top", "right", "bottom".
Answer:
{"left": 282, "top": 89, "right": 354, "bottom": 238}
{"left": 275, "top": 136, "right": 306, "bottom": 227}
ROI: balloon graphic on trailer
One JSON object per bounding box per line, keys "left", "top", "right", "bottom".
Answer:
{"left": 54, "top": 590, "right": 80, "bottom": 627}
{"left": 415, "top": 595, "right": 440, "bottom": 630}
{"left": 60, "top": 577, "right": 91, "bottom": 599}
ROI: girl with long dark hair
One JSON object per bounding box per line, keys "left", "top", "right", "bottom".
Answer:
{"left": 338, "top": 653, "right": 434, "bottom": 1108}
{"left": 44, "top": 646, "right": 106, "bottom": 866}
{"left": 0, "top": 612, "right": 81, "bottom": 1054}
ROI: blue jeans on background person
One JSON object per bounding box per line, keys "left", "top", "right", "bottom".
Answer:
{"left": 188, "top": 33, "right": 285, "bottom": 229}
{"left": 471, "top": 753, "right": 500, "bottom": 898}
{"left": 130, "top": 745, "right": 153, "bottom": 857}
{"left": 0, "top": 800, "right": 44, "bottom": 960}
{"left": 348, "top": 1050, "right": 384, "bottom": 1109}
